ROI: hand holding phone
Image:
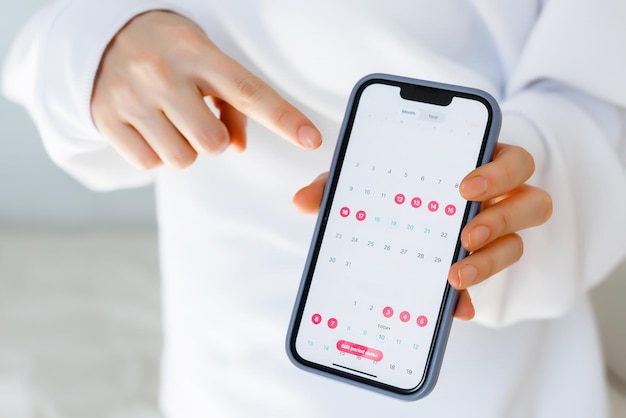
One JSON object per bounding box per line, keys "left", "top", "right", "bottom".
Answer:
{"left": 287, "top": 74, "right": 501, "bottom": 400}
{"left": 292, "top": 145, "right": 544, "bottom": 321}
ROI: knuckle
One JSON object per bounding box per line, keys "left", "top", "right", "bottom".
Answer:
{"left": 233, "top": 75, "right": 267, "bottom": 106}
{"left": 107, "top": 79, "right": 135, "bottom": 105}
{"left": 107, "top": 82, "right": 149, "bottom": 120}
{"left": 165, "top": 148, "right": 197, "bottom": 169}
{"left": 91, "top": 104, "right": 115, "bottom": 133}
{"left": 491, "top": 159, "right": 517, "bottom": 193}
{"left": 475, "top": 234, "right": 524, "bottom": 281}
{"left": 485, "top": 234, "right": 523, "bottom": 277}
{"left": 499, "top": 145, "right": 535, "bottom": 187}
{"left": 526, "top": 187, "right": 553, "bottom": 226}
{"left": 170, "top": 25, "right": 210, "bottom": 55}
{"left": 193, "top": 126, "right": 229, "bottom": 154}
{"left": 494, "top": 206, "right": 514, "bottom": 236}
{"left": 170, "top": 24, "right": 205, "bottom": 44}
{"left": 203, "top": 139, "right": 229, "bottom": 155}
{"left": 522, "top": 147, "right": 536, "bottom": 174}
{"left": 481, "top": 254, "right": 497, "bottom": 279}
{"left": 124, "top": 147, "right": 162, "bottom": 170}
{"left": 269, "top": 105, "right": 292, "bottom": 128}
{"left": 511, "top": 234, "right": 524, "bottom": 262}
{"left": 513, "top": 144, "right": 536, "bottom": 180}
{"left": 539, "top": 191, "right": 554, "bottom": 223}
{"left": 505, "top": 160, "right": 520, "bottom": 187}
{"left": 135, "top": 154, "right": 162, "bottom": 170}
{"left": 129, "top": 51, "right": 176, "bottom": 92}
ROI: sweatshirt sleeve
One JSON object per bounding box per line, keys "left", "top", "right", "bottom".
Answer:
{"left": 470, "top": 0, "right": 626, "bottom": 327}
{"left": 2, "top": 0, "right": 189, "bottom": 191}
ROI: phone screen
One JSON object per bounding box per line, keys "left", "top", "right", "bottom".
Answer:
{"left": 290, "top": 78, "right": 494, "bottom": 393}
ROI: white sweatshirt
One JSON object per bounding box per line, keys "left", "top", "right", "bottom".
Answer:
{"left": 4, "top": 1, "right": 626, "bottom": 417}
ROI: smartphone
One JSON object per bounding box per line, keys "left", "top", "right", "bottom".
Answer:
{"left": 286, "top": 74, "right": 500, "bottom": 400}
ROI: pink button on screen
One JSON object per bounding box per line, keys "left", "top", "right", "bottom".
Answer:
{"left": 428, "top": 201, "right": 439, "bottom": 212}
{"left": 411, "top": 197, "right": 422, "bottom": 208}
{"left": 400, "top": 311, "right": 411, "bottom": 323}
{"left": 445, "top": 204, "right": 457, "bottom": 216}
{"left": 336, "top": 340, "right": 383, "bottom": 362}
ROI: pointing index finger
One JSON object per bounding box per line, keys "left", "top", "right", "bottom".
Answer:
{"left": 197, "top": 51, "right": 322, "bottom": 150}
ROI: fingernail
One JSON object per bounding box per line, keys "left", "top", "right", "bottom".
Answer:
{"left": 461, "top": 176, "right": 488, "bottom": 199}
{"left": 458, "top": 264, "right": 478, "bottom": 288}
{"left": 468, "top": 225, "right": 491, "bottom": 249}
{"left": 297, "top": 125, "right": 321, "bottom": 150}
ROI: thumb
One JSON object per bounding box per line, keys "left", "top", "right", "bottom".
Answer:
{"left": 293, "top": 172, "right": 329, "bottom": 214}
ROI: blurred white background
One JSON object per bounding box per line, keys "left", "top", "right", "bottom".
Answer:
{"left": 0, "top": 1, "right": 157, "bottom": 229}
{"left": 1, "top": 2, "right": 163, "bottom": 418}
{"left": 0, "top": 2, "right": 624, "bottom": 418}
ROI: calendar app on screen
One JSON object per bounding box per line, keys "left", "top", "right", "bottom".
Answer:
{"left": 288, "top": 75, "right": 499, "bottom": 398}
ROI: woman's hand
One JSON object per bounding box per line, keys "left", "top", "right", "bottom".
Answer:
{"left": 91, "top": 11, "right": 321, "bottom": 169}
{"left": 292, "top": 144, "right": 553, "bottom": 320}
